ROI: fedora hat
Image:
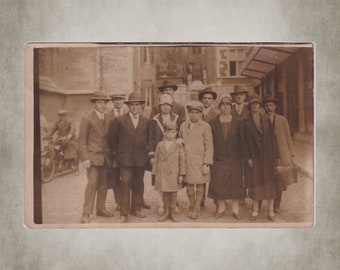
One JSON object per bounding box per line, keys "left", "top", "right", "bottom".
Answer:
{"left": 158, "top": 80, "right": 178, "bottom": 92}
{"left": 247, "top": 94, "right": 262, "bottom": 105}
{"left": 159, "top": 94, "right": 173, "bottom": 106}
{"left": 186, "top": 100, "right": 203, "bottom": 112}
{"left": 110, "top": 91, "right": 126, "bottom": 99}
{"left": 90, "top": 91, "right": 110, "bottom": 103}
{"left": 57, "top": 109, "right": 67, "bottom": 115}
{"left": 231, "top": 85, "right": 248, "bottom": 96}
{"left": 262, "top": 96, "right": 279, "bottom": 105}
{"left": 124, "top": 92, "right": 145, "bottom": 104}
{"left": 217, "top": 94, "right": 232, "bottom": 107}
{"left": 198, "top": 87, "right": 217, "bottom": 100}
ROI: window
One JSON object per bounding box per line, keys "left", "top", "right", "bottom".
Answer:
{"left": 230, "top": 61, "right": 236, "bottom": 76}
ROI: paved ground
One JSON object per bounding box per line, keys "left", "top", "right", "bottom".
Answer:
{"left": 42, "top": 167, "right": 314, "bottom": 227}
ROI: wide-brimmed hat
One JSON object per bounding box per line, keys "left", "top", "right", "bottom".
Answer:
{"left": 110, "top": 91, "right": 126, "bottom": 100}
{"left": 217, "top": 94, "right": 232, "bottom": 107}
{"left": 198, "top": 87, "right": 217, "bottom": 100}
{"left": 262, "top": 96, "right": 279, "bottom": 105}
{"left": 124, "top": 92, "right": 145, "bottom": 104}
{"left": 158, "top": 80, "right": 178, "bottom": 92}
{"left": 231, "top": 85, "right": 248, "bottom": 96}
{"left": 90, "top": 91, "right": 110, "bottom": 103}
{"left": 247, "top": 94, "right": 262, "bottom": 105}
{"left": 159, "top": 94, "right": 173, "bottom": 106}
{"left": 186, "top": 100, "right": 203, "bottom": 112}
{"left": 57, "top": 109, "right": 67, "bottom": 115}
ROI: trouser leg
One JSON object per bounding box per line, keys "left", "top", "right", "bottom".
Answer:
{"left": 232, "top": 199, "right": 240, "bottom": 214}
{"left": 96, "top": 165, "right": 108, "bottom": 212}
{"left": 83, "top": 166, "right": 99, "bottom": 215}
{"left": 186, "top": 184, "right": 195, "bottom": 210}
{"left": 119, "top": 167, "right": 133, "bottom": 216}
{"left": 274, "top": 191, "right": 282, "bottom": 209}
{"left": 194, "top": 184, "right": 205, "bottom": 211}
{"left": 131, "top": 167, "right": 145, "bottom": 213}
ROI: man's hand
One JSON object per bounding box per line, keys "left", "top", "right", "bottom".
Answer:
{"left": 178, "top": 175, "right": 184, "bottom": 183}
{"left": 82, "top": 160, "right": 91, "bottom": 169}
{"left": 149, "top": 158, "right": 155, "bottom": 166}
{"left": 247, "top": 159, "right": 253, "bottom": 168}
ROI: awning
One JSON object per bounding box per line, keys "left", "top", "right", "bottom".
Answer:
{"left": 240, "top": 46, "right": 298, "bottom": 79}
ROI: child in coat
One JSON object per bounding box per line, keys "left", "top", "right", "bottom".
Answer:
{"left": 152, "top": 122, "right": 186, "bottom": 222}
{"left": 180, "top": 101, "right": 214, "bottom": 219}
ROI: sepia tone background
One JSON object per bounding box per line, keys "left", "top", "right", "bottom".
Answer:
{"left": 2, "top": 0, "right": 340, "bottom": 269}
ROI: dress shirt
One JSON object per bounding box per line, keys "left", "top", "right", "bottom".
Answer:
{"left": 129, "top": 112, "right": 139, "bottom": 128}
{"left": 94, "top": 110, "right": 105, "bottom": 120}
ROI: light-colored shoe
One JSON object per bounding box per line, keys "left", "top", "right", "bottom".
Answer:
{"left": 250, "top": 210, "right": 258, "bottom": 221}
{"left": 175, "top": 206, "right": 181, "bottom": 214}
{"left": 268, "top": 210, "right": 275, "bottom": 221}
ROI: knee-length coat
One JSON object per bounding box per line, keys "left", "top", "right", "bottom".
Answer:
{"left": 272, "top": 114, "right": 295, "bottom": 190}
{"left": 241, "top": 113, "right": 277, "bottom": 200}
{"left": 179, "top": 119, "right": 214, "bottom": 185}
{"left": 152, "top": 140, "right": 186, "bottom": 192}
{"left": 208, "top": 116, "right": 244, "bottom": 200}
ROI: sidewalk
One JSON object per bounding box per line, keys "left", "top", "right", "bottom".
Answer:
{"left": 293, "top": 139, "right": 314, "bottom": 180}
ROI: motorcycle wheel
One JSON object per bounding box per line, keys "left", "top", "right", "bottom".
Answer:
{"left": 41, "top": 157, "right": 55, "bottom": 183}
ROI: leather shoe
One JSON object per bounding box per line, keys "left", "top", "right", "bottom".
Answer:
{"left": 131, "top": 210, "right": 145, "bottom": 218}
{"left": 274, "top": 208, "right": 281, "bottom": 214}
{"left": 81, "top": 214, "right": 90, "bottom": 223}
{"left": 119, "top": 215, "right": 128, "bottom": 223}
{"left": 97, "top": 210, "right": 113, "bottom": 217}
{"left": 215, "top": 211, "right": 224, "bottom": 218}
{"left": 141, "top": 201, "right": 151, "bottom": 209}
{"left": 233, "top": 212, "right": 241, "bottom": 220}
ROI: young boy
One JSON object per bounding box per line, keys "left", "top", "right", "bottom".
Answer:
{"left": 152, "top": 122, "right": 185, "bottom": 222}
{"left": 180, "top": 101, "right": 214, "bottom": 219}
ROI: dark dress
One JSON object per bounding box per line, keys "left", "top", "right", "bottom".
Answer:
{"left": 208, "top": 116, "right": 244, "bottom": 200}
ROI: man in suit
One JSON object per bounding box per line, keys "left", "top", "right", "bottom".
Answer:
{"left": 150, "top": 80, "right": 186, "bottom": 124}
{"left": 263, "top": 96, "right": 295, "bottom": 214}
{"left": 199, "top": 87, "right": 219, "bottom": 122}
{"left": 109, "top": 92, "right": 150, "bottom": 223}
{"left": 106, "top": 91, "right": 129, "bottom": 212}
{"left": 79, "top": 91, "right": 113, "bottom": 224}
{"left": 198, "top": 87, "right": 219, "bottom": 207}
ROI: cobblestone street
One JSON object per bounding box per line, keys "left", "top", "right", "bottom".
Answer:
{"left": 42, "top": 167, "right": 313, "bottom": 227}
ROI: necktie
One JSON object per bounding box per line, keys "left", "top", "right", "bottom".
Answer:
{"left": 117, "top": 109, "right": 121, "bottom": 116}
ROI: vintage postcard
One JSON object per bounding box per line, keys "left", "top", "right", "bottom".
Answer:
{"left": 24, "top": 43, "right": 314, "bottom": 228}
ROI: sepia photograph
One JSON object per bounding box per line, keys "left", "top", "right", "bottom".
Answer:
{"left": 24, "top": 43, "right": 314, "bottom": 228}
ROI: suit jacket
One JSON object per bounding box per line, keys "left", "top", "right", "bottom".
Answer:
{"left": 231, "top": 103, "right": 249, "bottom": 120}
{"left": 78, "top": 111, "right": 112, "bottom": 167}
{"left": 202, "top": 107, "right": 219, "bottom": 122}
{"left": 109, "top": 113, "right": 150, "bottom": 167}
{"left": 151, "top": 101, "right": 186, "bottom": 123}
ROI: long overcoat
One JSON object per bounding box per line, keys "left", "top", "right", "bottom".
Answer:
{"left": 272, "top": 114, "right": 295, "bottom": 189}
{"left": 152, "top": 141, "right": 186, "bottom": 192}
{"left": 179, "top": 119, "right": 213, "bottom": 185}
{"left": 241, "top": 113, "right": 277, "bottom": 200}
{"left": 78, "top": 111, "right": 112, "bottom": 166}
{"left": 208, "top": 116, "right": 244, "bottom": 200}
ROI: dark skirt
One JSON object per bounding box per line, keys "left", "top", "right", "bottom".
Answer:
{"left": 208, "top": 160, "right": 244, "bottom": 200}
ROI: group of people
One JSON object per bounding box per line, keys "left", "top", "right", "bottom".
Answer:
{"left": 47, "top": 81, "right": 295, "bottom": 224}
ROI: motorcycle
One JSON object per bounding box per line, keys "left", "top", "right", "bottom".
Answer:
{"left": 41, "top": 137, "right": 78, "bottom": 183}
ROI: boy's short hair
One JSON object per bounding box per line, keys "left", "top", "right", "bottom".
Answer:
{"left": 163, "top": 121, "right": 178, "bottom": 131}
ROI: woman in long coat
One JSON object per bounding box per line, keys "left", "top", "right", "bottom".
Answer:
{"left": 241, "top": 95, "right": 277, "bottom": 221}
{"left": 208, "top": 94, "right": 244, "bottom": 220}
{"left": 179, "top": 101, "right": 214, "bottom": 219}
